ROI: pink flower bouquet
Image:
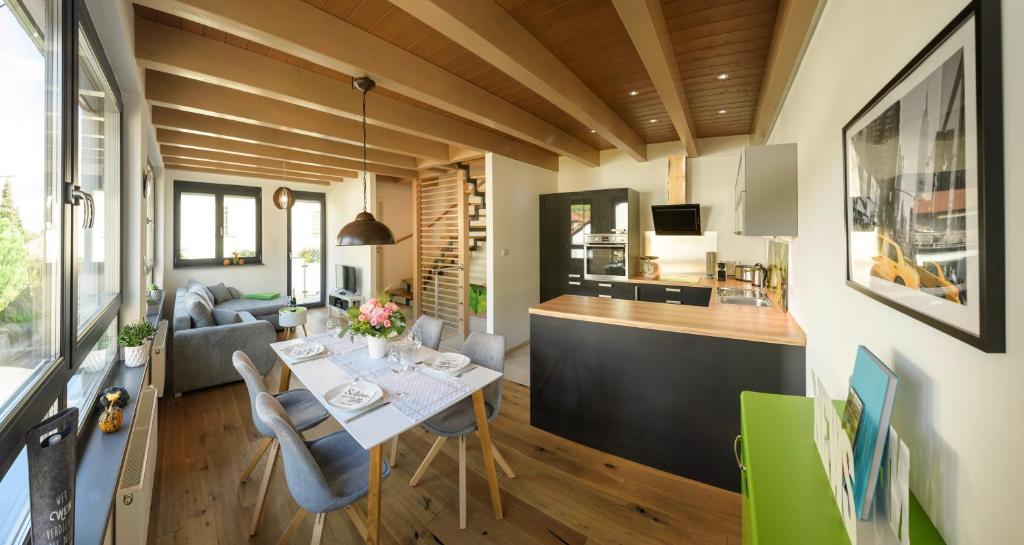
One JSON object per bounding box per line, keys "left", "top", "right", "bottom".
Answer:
{"left": 343, "top": 292, "right": 407, "bottom": 338}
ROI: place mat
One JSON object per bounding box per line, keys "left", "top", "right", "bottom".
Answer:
{"left": 362, "top": 366, "right": 472, "bottom": 422}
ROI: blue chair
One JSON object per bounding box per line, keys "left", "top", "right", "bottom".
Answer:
{"left": 233, "top": 351, "right": 329, "bottom": 536}
{"left": 255, "top": 392, "right": 391, "bottom": 545}
{"left": 408, "top": 332, "right": 515, "bottom": 529}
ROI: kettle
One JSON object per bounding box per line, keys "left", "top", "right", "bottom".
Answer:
{"left": 752, "top": 263, "right": 768, "bottom": 287}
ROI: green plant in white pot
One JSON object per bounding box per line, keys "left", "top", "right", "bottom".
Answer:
{"left": 148, "top": 283, "right": 162, "bottom": 302}
{"left": 118, "top": 321, "right": 157, "bottom": 368}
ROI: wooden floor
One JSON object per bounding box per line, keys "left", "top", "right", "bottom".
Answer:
{"left": 148, "top": 325, "right": 741, "bottom": 545}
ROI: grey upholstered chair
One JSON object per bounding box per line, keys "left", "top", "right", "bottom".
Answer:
{"left": 410, "top": 315, "right": 444, "bottom": 350}
{"left": 233, "top": 351, "right": 330, "bottom": 536}
{"left": 386, "top": 315, "right": 446, "bottom": 465}
{"left": 255, "top": 392, "right": 391, "bottom": 545}
{"left": 408, "top": 331, "right": 516, "bottom": 529}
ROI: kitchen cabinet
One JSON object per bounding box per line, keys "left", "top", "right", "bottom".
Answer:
{"left": 734, "top": 143, "right": 798, "bottom": 236}
{"left": 587, "top": 281, "right": 636, "bottom": 301}
{"left": 637, "top": 284, "right": 712, "bottom": 307}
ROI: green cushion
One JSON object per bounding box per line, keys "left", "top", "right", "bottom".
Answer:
{"left": 241, "top": 292, "right": 281, "bottom": 300}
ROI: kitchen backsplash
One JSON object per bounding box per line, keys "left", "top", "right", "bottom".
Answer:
{"left": 766, "top": 238, "right": 790, "bottom": 311}
{"left": 643, "top": 231, "right": 718, "bottom": 275}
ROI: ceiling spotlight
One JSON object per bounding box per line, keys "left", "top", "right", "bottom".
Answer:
{"left": 628, "top": 90, "right": 639, "bottom": 96}
{"left": 717, "top": 109, "right": 728, "bottom": 115}
{"left": 717, "top": 73, "right": 729, "bottom": 80}
{"left": 648, "top": 118, "right": 658, "bottom": 123}
{"left": 590, "top": 129, "right": 597, "bottom": 133}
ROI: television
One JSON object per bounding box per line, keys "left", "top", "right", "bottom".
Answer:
{"left": 336, "top": 265, "right": 358, "bottom": 294}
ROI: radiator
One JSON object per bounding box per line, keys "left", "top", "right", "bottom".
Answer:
{"left": 151, "top": 320, "right": 168, "bottom": 397}
{"left": 115, "top": 385, "right": 158, "bottom": 545}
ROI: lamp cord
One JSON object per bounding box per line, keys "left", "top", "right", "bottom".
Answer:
{"left": 361, "top": 87, "right": 368, "bottom": 213}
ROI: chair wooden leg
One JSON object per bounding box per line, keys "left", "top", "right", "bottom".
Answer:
{"left": 310, "top": 512, "right": 326, "bottom": 545}
{"left": 249, "top": 439, "right": 279, "bottom": 535}
{"left": 345, "top": 505, "right": 369, "bottom": 541}
{"left": 409, "top": 436, "right": 446, "bottom": 487}
{"left": 458, "top": 435, "right": 467, "bottom": 530}
{"left": 475, "top": 432, "right": 515, "bottom": 479}
{"left": 240, "top": 438, "right": 273, "bottom": 482}
{"left": 472, "top": 390, "right": 503, "bottom": 520}
{"left": 389, "top": 435, "right": 400, "bottom": 467}
{"left": 275, "top": 508, "right": 307, "bottom": 545}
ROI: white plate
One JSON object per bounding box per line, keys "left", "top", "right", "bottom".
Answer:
{"left": 323, "top": 380, "right": 383, "bottom": 410}
{"left": 423, "top": 352, "right": 470, "bottom": 374}
{"left": 282, "top": 343, "right": 324, "bottom": 360}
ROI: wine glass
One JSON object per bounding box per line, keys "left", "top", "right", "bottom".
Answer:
{"left": 407, "top": 330, "right": 423, "bottom": 365}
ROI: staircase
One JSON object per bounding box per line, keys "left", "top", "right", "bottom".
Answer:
{"left": 387, "top": 277, "right": 414, "bottom": 306}
{"left": 462, "top": 164, "right": 487, "bottom": 253}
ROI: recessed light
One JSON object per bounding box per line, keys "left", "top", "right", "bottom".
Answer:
{"left": 717, "top": 109, "right": 728, "bottom": 115}
{"left": 628, "top": 90, "right": 639, "bottom": 96}
{"left": 717, "top": 73, "right": 729, "bottom": 80}
{"left": 590, "top": 129, "right": 597, "bottom": 133}
{"left": 648, "top": 118, "right": 658, "bottom": 123}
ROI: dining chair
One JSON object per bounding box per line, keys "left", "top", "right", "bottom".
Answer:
{"left": 255, "top": 391, "right": 391, "bottom": 545}
{"left": 387, "top": 315, "right": 445, "bottom": 466}
{"left": 233, "top": 351, "right": 330, "bottom": 536}
{"left": 408, "top": 331, "right": 516, "bottom": 529}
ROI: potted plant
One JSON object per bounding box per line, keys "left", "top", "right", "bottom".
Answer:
{"left": 148, "top": 283, "right": 162, "bottom": 302}
{"left": 343, "top": 292, "right": 407, "bottom": 359}
{"left": 118, "top": 321, "right": 158, "bottom": 368}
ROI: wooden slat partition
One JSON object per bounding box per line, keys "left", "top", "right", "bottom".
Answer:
{"left": 413, "top": 171, "right": 469, "bottom": 337}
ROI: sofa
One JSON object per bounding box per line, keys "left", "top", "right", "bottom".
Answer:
{"left": 170, "top": 281, "right": 290, "bottom": 395}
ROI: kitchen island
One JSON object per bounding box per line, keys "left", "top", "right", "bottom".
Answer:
{"left": 529, "top": 291, "right": 805, "bottom": 492}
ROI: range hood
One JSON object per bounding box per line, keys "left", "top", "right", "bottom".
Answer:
{"left": 651, "top": 204, "right": 702, "bottom": 236}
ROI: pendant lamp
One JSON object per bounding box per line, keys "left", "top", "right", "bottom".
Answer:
{"left": 273, "top": 162, "right": 295, "bottom": 209}
{"left": 336, "top": 76, "right": 395, "bottom": 246}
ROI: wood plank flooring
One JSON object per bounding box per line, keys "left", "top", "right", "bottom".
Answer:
{"left": 148, "top": 322, "right": 741, "bottom": 545}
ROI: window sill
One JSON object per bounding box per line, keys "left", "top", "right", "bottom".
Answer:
{"left": 73, "top": 360, "right": 148, "bottom": 545}
{"left": 172, "top": 261, "right": 264, "bottom": 269}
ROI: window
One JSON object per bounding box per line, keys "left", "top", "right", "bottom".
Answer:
{"left": 0, "top": 0, "right": 123, "bottom": 540}
{"left": 174, "top": 180, "right": 263, "bottom": 267}
{"left": 145, "top": 163, "right": 157, "bottom": 282}
{"left": 0, "top": 0, "right": 63, "bottom": 446}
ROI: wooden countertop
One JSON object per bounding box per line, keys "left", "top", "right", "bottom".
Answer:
{"left": 529, "top": 293, "right": 807, "bottom": 347}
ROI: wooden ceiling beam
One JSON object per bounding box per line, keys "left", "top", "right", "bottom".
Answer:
{"left": 133, "top": 0, "right": 598, "bottom": 166}
{"left": 751, "top": 0, "right": 825, "bottom": 143}
{"left": 145, "top": 70, "right": 449, "bottom": 161}
{"left": 163, "top": 161, "right": 332, "bottom": 185}
{"left": 159, "top": 144, "right": 358, "bottom": 179}
{"left": 156, "top": 129, "right": 417, "bottom": 178}
{"left": 390, "top": 0, "right": 646, "bottom": 162}
{"left": 135, "top": 18, "right": 558, "bottom": 171}
{"left": 151, "top": 107, "right": 417, "bottom": 169}
{"left": 613, "top": 0, "right": 698, "bottom": 156}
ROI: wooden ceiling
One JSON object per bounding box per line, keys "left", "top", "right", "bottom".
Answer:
{"left": 135, "top": 0, "right": 815, "bottom": 179}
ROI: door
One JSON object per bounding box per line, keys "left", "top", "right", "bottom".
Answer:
{"left": 287, "top": 192, "right": 326, "bottom": 307}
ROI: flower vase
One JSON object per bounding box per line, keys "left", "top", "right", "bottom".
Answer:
{"left": 366, "top": 336, "right": 387, "bottom": 359}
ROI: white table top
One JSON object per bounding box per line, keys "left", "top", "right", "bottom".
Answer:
{"left": 271, "top": 333, "right": 502, "bottom": 450}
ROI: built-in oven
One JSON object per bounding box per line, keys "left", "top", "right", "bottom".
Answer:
{"left": 584, "top": 233, "right": 629, "bottom": 281}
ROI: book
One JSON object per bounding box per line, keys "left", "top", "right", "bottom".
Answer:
{"left": 849, "top": 345, "right": 898, "bottom": 520}
{"left": 841, "top": 386, "right": 864, "bottom": 447}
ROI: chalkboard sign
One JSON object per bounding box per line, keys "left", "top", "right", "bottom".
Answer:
{"left": 26, "top": 408, "right": 78, "bottom": 545}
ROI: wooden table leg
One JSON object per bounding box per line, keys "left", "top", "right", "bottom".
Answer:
{"left": 277, "top": 327, "right": 293, "bottom": 393}
{"left": 366, "top": 444, "right": 383, "bottom": 545}
{"left": 472, "top": 389, "right": 503, "bottom": 520}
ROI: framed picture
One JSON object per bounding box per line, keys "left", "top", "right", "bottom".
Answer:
{"left": 842, "top": 0, "right": 1004, "bottom": 353}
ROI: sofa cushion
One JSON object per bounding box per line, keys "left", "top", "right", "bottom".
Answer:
{"left": 216, "top": 296, "right": 290, "bottom": 317}
{"left": 188, "top": 284, "right": 214, "bottom": 308}
{"left": 227, "top": 286, "right": 243, "bottom": 299}
{"left": 186, "top": 293, "right": 216, "bottom": 328}
{"left": 186, "top": 279, "right": 216, "bottom": 305}
{"left": 208, "top": 282, "right": 233, "bottom": 304}
{"left": 212, "top": 308, "right": 242, "bottom": 325}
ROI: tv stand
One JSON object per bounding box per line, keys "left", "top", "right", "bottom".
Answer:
{"left": 328, "top": 290, "right": 363, "bottom": 311}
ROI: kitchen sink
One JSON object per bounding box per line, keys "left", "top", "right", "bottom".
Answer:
{"left": 717, "top": 287, "right": 773, "bottom": 307}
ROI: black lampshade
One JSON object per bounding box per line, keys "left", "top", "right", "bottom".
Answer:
{"left": 336, "top": 211, "right": 395, "bottom": 246}
{"left": 273, "top": 186, "right": 295, "bottom": 209}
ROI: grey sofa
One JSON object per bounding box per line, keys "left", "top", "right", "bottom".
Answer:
{"left": 171, "top": 285, "right": 289, "bottom": 395}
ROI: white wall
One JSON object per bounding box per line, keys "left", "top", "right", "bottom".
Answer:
{"left": 161, "top": 169, "right": 375, "bottom": 302}
{"left": 375, "top": 181, "right": 413, "bottom": 293}
{"left": 557, "top": 140, "right": 764, "bottom": 265}
{"left": 486, "top": 153, "right": 558, "bottom": 349}
{"left": 768, "top": 1, "right": 1022, "bottom": 542}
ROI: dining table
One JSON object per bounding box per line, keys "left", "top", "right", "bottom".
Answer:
{"left": 270, "top": 330, "right": 504, "bottom": 545}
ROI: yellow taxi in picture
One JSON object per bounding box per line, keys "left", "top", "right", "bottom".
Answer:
{"left": 870, "top": 235, "right": 921, "bottom": 288}
{"left": 918, "top": 261, "right": 962, "bottom": 303}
